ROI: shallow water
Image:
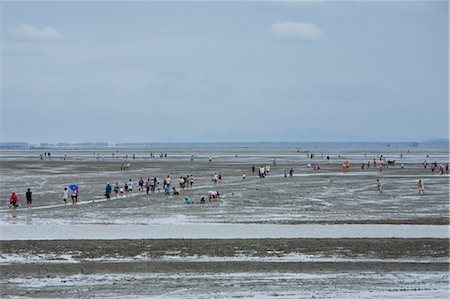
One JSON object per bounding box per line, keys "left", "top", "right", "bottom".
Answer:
{"left": 1, "top": 224, "right": 448, "bottom": 240}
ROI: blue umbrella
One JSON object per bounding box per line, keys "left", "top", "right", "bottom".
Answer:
{"left": 69, "top": 184, "right": 79, "bottom": 191}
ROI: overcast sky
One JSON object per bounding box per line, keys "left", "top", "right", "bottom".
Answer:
{"left": 1, "top": 1, "right": 448, "bottom": 143}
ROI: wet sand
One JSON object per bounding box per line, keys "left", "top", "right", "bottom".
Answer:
{"left": 1, "top": 239, "right": 448, "bottom": 298}
{"left": 1, "top": 148, "right": 449, "bottom": 226}
{"left": 1, "top": 147, "right": 449, "bottom": 298}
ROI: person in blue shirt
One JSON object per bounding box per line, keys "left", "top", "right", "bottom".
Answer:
{"left": 105, "top": 183, "right": 112, "bottom": 199}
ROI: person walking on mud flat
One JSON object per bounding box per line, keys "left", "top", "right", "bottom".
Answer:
{"left": 164, "top": 175, "right": 171, "bottom": 194}
{"left": 10, "top": 192, "right": 18, "bottom": 209}
{"left": 62, "top": 188, "right": 69, "bottom": 204}
{"left": 259, "top": 166, "right": 265, "bottom": 178}
{"left": 150, "top": 177, "right": 156, "bottom": 192}
{"left": 114, "top": 183, "right": 120, "bottom": 198}
{"left": 377, "top": 179, "right": 382, "bottom": 194}
{"left": 9, "top": 192, "right": 18, "bottom": 218}
{"left": 71, "top": 189, "right": 78, "bottom": 205}
{"left": 179, "top": 177, "right": 186, "bottom": 190}
{"left": 105, "top": 183, "right": 112, "bottom": 199}
{"left": 189, "top": 175, "right": 195, "bottom": 188}
{"left": 124, "top": 183, "right": 129, "bottom": 196}
{"left": 26, "top": 188, "right": 32, "bottom": 209}
{"left": 127, "top": 179, "right": 133, "bottom": 196}
{"left": 418, "top": 180, "right": 425, "bottom": 194}
{"left": 145, "top": 179, "right": 150, "bottom": 195}
{"left": 138, "top": 178, "right": 144, "bottom": 192}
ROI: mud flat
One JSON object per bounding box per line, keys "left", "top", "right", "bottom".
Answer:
{"left": 1, "top": 147, "right": 449, "bottom": 226}
{"left": 1, "top": 147, "right": 448, "bottom": 298}
{"left": 1, "top": 238, "right": 448, "bottom": 298}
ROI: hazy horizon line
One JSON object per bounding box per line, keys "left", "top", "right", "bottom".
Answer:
{"left": 1, "top": 138, "right": 449, "bottom": 146}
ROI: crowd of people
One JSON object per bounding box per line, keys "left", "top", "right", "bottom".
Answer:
{"left": 100, "top": 173, "right": 214, "bottom": 204}
{"left": 7, "top": 152, "right": 449, "bottom": 211}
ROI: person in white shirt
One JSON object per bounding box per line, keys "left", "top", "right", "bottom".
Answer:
{"left": 127, "top": 179, "right": 133, "bottom": 195}
{"left": 62, "top": 188, "right": 69, "bottom": 205}
{"left": 259, "top": 166, "right": 265, "bottom": 178}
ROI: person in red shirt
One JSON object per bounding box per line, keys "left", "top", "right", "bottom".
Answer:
{"left": 9, "top": 192, "right": 18, "bottom": 209}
